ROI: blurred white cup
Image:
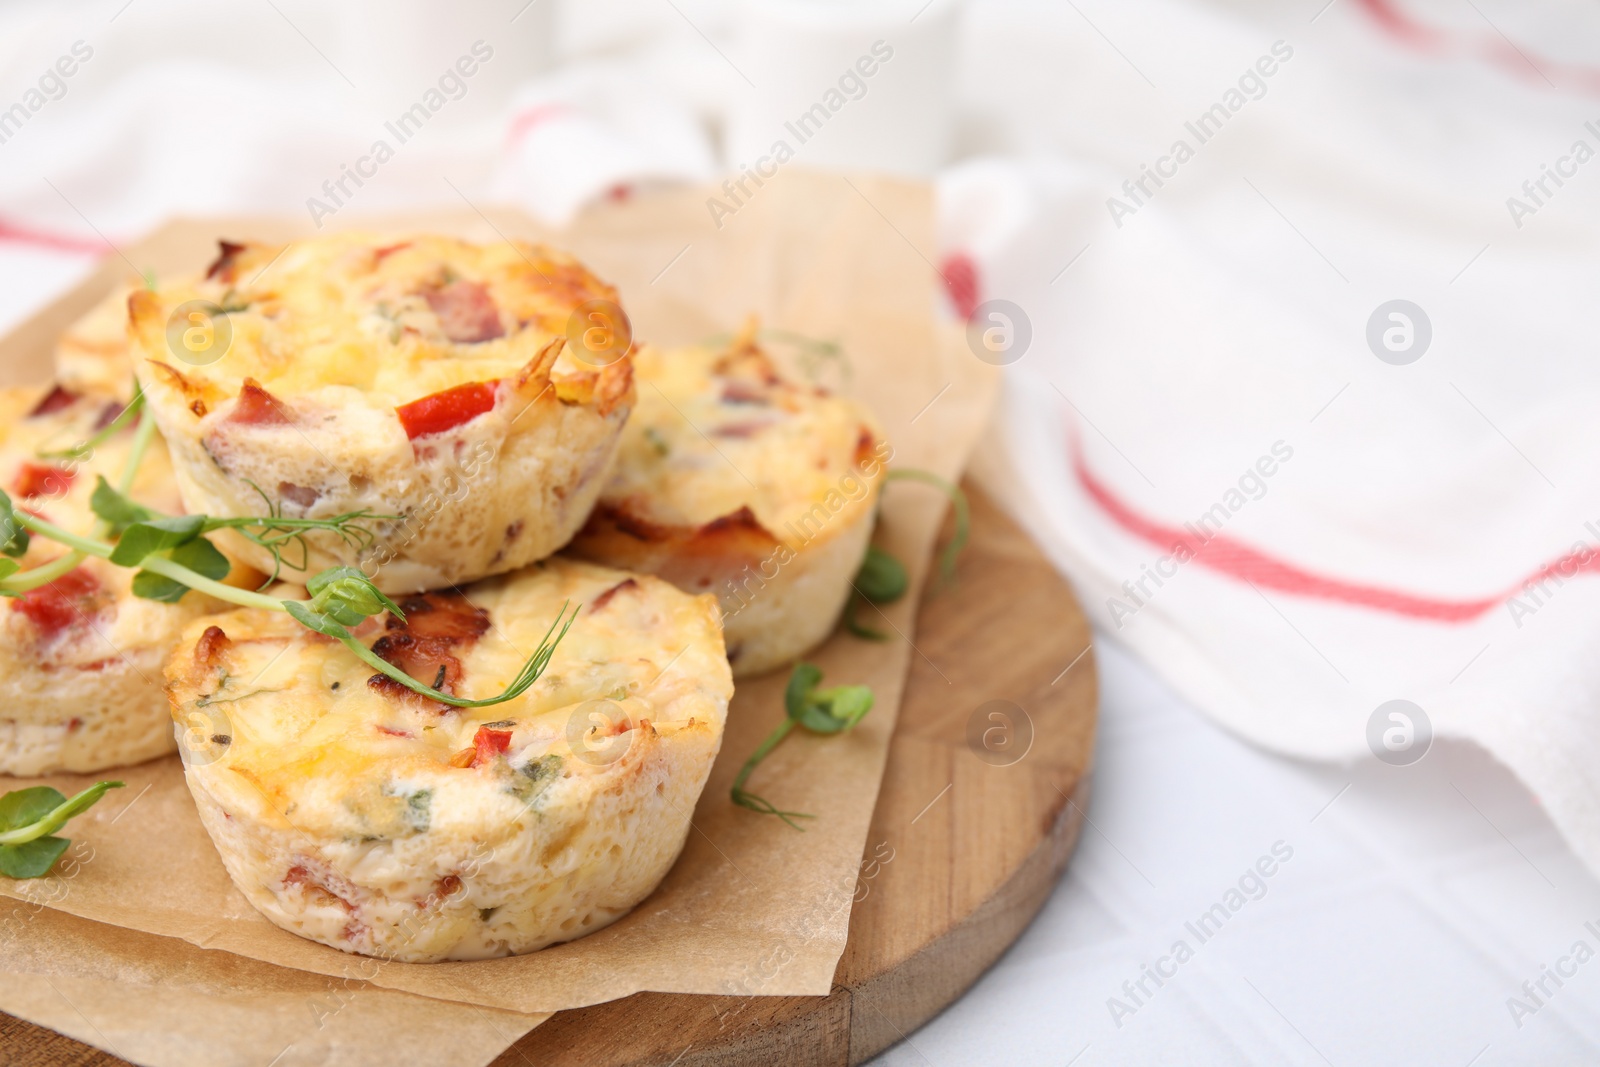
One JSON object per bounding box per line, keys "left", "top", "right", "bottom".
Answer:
{"left": 726, "top": 0, "right": 961, "bottom": 177}
{"left": 329, "top": 0, "right": 555, "bottom": 126}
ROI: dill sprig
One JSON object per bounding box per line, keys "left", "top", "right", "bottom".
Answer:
{"left": 287, "top": 583, "right": 578, "bottom": 709}
{"left": 229, "top": 480, "right": 390, "bottom": 585}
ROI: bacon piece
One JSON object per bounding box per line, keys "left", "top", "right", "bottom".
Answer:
{"left": 368, "top": 592, "right": 489, "bottom": 708}
{"left": 713, "top": 420, "right": 772, "bottom": 439}
{"left": 570, "top": 502, "right": 781, "bottom": 596}
{"left": 373, "top": 242, "right": 412, "bottom": 263}
{"left": 394, "top": 592, "right": 490, "bottom": 641}
{"left": 93, "top": 401, "right": 128, "bottom": 431}
{"left": 469, "top": 726, "right": 513, "bottom": 768}
{"left": 13, "top": 463, "right": 74, "bottom": 499}
{"left": 206, "top": 240, "right": 248, "bottom": 282}
{"left": 278, "top": 482, "right": 319, "bottom": 509}
{"left": 27, "top": 385, "right": 79, "bottom": 418}
{"left": 599, "top": 504, "right": 672, "bottom": 543}
{"left": 395, "top": 381, "right": 498, "bottom": 440}
{"left": 229, "top": 379, "right": 292, "bottom": 426}
{"left": 428, "top": 873, "right": 464, "bottom": 906}
{"left": 193, "top": 625, "right": 231, "bottom": 668}
{"left": 425, "top": 280, "right": 504, "bottom": 344}
{"left": 720, "top": 380, "right": 770, "bottom": 405}
{"left": 854, "top": 427, "right": 878, "bottom": 466}
{"left": 704, "top": 507, "right": 764, "bottom": 535}
{"left": 283, "top": 864, "right": 355, "bottom": 912}
{"left": 369, "top": 635, "right": 465, "bottom": 699}
{"left": 11, "top": 568, "right": 104, "bottom": 641}
{"left": 589, "top": 578, "right": 638, "bottom": 613}
{"left": 375, "top": 725, "right": 413, "bottom": 738}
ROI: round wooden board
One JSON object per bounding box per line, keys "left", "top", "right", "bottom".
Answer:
{"left": 0, "top": 482, "right": 1097, "bottom": 1067}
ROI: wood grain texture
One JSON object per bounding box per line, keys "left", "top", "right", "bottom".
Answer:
{"left": 0, "top": 483, "right": 1096, "bottom": 1067}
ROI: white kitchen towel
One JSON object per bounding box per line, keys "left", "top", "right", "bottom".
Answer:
{"left": 945, "top": 0, "right": 1600, "bottom": 872}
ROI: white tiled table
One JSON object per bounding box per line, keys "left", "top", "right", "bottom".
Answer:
{"left": 870, "top": 636, "right": 1600, "bottom": 1066}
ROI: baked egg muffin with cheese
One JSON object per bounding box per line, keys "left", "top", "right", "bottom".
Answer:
{"left": 0, "top": 384, "right": 215, "bottom": 774}
{"left": 129, "top": 234, "right": 636, "bottom": 594}
{"left": 165, "top": 558, "right": 731, "bottom": 962}
{"left": 567, "top": 333, "right": 888, "bottom": 676}
{"left": 54, "top": 283, "right": 138, "bottom": 400}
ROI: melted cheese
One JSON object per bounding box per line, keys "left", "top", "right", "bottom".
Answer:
{"left": 169, "top": 559, "right": 730, "bottom": 840}
{"left": 0, "top": 386, "right": 184, "bottom": 546}
{"left": 128, "top": 233, "right": 624, "bottom": 410}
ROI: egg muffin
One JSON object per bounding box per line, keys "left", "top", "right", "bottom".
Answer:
{"left": 0, "top": 384, "right": 215, "bottom": 774}
{"left": 566, "top": 333, "right": 889, "bottom": 676}
{"left": 128, "top": 234, "right": 636, "bottom": 594}
{"left": 164, "top": 558, "right": 731, "bottom": 963}
{"left": 54, "top": 283, "right": 139, "bottom": 400}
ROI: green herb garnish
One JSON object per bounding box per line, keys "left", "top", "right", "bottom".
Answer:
{"left": 0, "top": 781, "right": 122, "bottom": 879}
{"left": 0, "top": 481, "right": 575, "bottom": 712}
{"left": 845, "top": 545, "right": 906, "bottom": 641}
{"left": 37, "top": 388, "right": 146, "bottom": 464}
{"left": 0, "top": 487, "right": 28, "bottom": 560}
{"left": 843, "top": 469, "right": 970, "bottom": 640}
{"left": 730, "top": 663, "right": 874, "bottom": 830}
{"left": 885, "top": 468, "right": 969, "bottom": 590}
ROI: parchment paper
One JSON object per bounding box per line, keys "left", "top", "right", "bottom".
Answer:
{"left": 0, "top": 170, "right": 998, "bottom": 1015}
{"left": 0, "top": 903, "right": 548, "bottom": 1067}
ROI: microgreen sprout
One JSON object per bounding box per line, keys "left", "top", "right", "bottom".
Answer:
{"left": 844, "top": 468, "right": 970, "bottom": 639}
{"left": 232, "top": 479, "right": 390, "bottom": 585}
{"left": 0, "top": 479, "right": 573, "bottom": 711}
{"left": 731, "top": 663, "right": 874, "bottom": 830}
{"left": 0, "top": 781, "right": 122, "bottom": 879}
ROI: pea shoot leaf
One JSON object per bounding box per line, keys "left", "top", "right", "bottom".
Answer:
{"left": 854, "top": 545, "right": 907, "bottom": 604}
{"left": 109, "top": 514, "right": 207, "bottom": 567}
{"left": 284, "top": 599, "right": 354, "bottom": 639}
{"left": 0, "top": 836, "right": 71, "bottom": 879}
{"left": 306, "top": 566, "right": 403, "bottom": 627}
{"left": 734, "top": 663, "right": 875, "bottom": 829}
{"left": 0, "top": 786, "right": 68, "bottom": 828}
{"left": 0, "top": 489, "right": 29, "bottom": 558}
{"left": 0, "top": 781, "right": 122, "bottom": 879}
{"left": 129, "top": 533, "right": 232, "bottom": 603}
{"left": 786, "top": 663, "right": 874, "bottom": 734}
{"left": 89, "top": 476, "right": 158, "bottom": 535}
